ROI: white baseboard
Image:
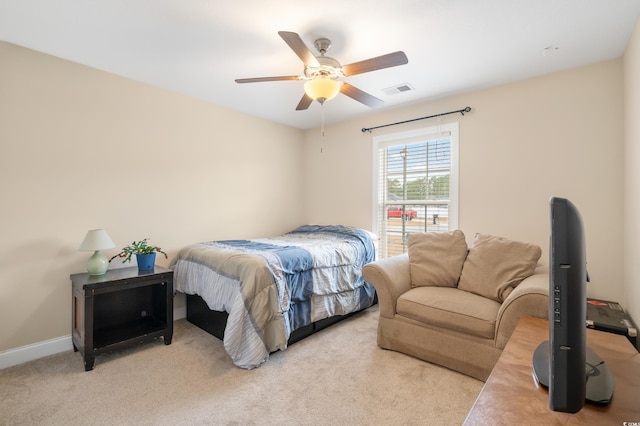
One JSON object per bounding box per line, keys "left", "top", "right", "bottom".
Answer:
{"left": 0, "top": 307, "right": 187, "bottom": 370}
{"left": 174, "top": 305, "right": 186, "bottom": 321}
{"left": 0, "top": 335, "right": 73, "bottom": 370}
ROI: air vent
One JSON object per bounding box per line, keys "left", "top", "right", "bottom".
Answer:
{"left": 543, "top": 44, "right": 560, "bottom": 57}
{"left": 382, "top": 83, "right": 414, "bottom": 96}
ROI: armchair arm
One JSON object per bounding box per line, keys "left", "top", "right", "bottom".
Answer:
{"left": 495, "top": 272, "right": 549, "bottom": 349}
{"left": 363, "top": 254, "right": 411, "bottom": 319}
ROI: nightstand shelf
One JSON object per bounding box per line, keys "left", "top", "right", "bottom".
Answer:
{"left": 93, "top": 316, "right": 167, "bottom": 349}
{"left": 70, "top": 266, "right": 173, "bottom": 371}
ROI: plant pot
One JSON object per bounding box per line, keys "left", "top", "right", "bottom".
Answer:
{"left": 136, "top": 253, "right": 156, "bottom": 272}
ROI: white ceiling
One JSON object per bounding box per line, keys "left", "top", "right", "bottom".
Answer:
{"left": 1, "top": 0, "right": 639, "bottom": 130}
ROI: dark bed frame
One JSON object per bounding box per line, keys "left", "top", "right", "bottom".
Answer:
{"left": 186, "top": 293, "right": 375, "bottom": 346}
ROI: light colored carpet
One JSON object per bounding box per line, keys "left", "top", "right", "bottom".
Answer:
{"left": 0, "top": 306, "right": 483, "bottom": 425}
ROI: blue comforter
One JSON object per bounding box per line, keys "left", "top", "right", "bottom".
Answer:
{"left": 171, "top": 225, "right": 377, "bottom": 368}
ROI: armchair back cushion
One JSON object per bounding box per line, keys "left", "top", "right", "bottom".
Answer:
{"left": 458, "top": 233, "right": 542, "bottom": 302}
{"left": 408, "top": 230, "right": 468, "bottom": 288}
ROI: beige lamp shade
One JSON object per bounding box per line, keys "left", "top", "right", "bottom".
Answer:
{"left": 79, "top": 229, "right": 115, "bottom": 275}
{"left": 79, "top": 229, "right": 116, "bottom": 251}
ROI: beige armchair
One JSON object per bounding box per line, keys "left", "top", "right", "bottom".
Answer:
{"left": 363, "top": 253, "right": 549, "bottom": 381}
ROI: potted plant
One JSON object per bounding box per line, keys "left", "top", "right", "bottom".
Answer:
{"left": 109, "top": 238, "right": 168, "bottom": 272}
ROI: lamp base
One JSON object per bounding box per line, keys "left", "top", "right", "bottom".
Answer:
{"left": 87, "top": 250, "right": 109, "bottom": 275}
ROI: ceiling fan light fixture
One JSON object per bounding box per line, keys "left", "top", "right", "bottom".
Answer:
{"left": 304, "top": 77, "right": 341, "bottom": 104}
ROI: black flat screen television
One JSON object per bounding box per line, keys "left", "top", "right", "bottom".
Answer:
{"left": 532, "top": 197, "right": 613, "bottom": 413}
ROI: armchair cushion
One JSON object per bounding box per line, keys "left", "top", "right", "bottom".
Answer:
{"left": 408, "top": 230, "right": 468, "bottom": 288}
{"left": 458, "top": 233, "right": 542, "bottom": 302}
{"left": 397, "top": 286, "right": 501, "bottom": 339}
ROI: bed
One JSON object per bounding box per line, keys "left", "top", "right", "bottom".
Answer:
{"left": 170, "top": 225, "right": 377, "bottom": 369}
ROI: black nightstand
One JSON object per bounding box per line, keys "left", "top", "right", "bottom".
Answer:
{"left": 70, "top": 266, "right": 173, "bottom": 371}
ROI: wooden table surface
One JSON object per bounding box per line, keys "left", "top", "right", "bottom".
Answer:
{"left": 464, "top": 316, "right": 640, "bottom": 425}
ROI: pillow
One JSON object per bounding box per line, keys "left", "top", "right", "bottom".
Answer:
{"left": 408, "top": 230, "right": 468, "bottom": 288}
{"left": 458, "top": 233, "right": 541, "bottom": 302}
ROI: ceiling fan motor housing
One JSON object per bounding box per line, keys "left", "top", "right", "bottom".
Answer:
{"left": 302, "top": 38, "right": 342, "bottom": 80}
{"left": 305, "top": 56, "right": 343, "bottom": 79}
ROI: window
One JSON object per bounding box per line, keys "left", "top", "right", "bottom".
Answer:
{"left": 373, "top": 123, "right": 459, "bottom": 258}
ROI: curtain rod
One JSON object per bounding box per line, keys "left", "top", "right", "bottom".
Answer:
{"left": 361, "top": 106, "right": 471, "bottom": 133}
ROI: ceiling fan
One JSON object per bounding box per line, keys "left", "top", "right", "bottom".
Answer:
{"left": 235, "top": 31, "right": 409, "bottom": 111}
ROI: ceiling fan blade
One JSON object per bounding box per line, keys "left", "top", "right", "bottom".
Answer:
{"left": 340, "top": 83, "right": 384, "bottom": 108}
{"left": 235, "top": 75, "right": 299, "bottom": 83}
{"left": 296, "top": 93, "right": 313, "bottom": 111}
{"left": 342, "top": 51, "right": 408, "bottom": 76}
{"left": 278, "top": 31, "right": 320, "bottom": 67}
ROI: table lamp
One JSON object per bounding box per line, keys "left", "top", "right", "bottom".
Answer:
{"left": 78, "top": 229, "right": 116, "bottom": 275}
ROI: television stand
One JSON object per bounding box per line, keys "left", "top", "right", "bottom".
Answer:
{"left": 532, "top": 340, "right": 614, "bottom": 405}
{"left": 464, "top": 317, "right": 640, "bottom": 424}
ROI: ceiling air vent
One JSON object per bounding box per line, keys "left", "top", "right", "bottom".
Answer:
{"left": 382, "top": 83, "right": 414, "bottom": 96}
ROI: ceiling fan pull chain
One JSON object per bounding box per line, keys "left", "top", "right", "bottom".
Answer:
{"left": 320, "top": 103, "right": 325, "bottom": 154}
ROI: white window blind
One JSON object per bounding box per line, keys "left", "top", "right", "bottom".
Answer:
{"left": 373, "top": 123, "right": 459, "bottom": 258}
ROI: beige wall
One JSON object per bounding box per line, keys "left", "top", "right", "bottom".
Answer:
{"left": 624, "top": 19, "right": 640, "bottom": 324}
{"left": 0, "top": 42, "right": 304, "bottom": 352}
{"left": 303, "top": 59, "right": 625, "bottom": 304}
